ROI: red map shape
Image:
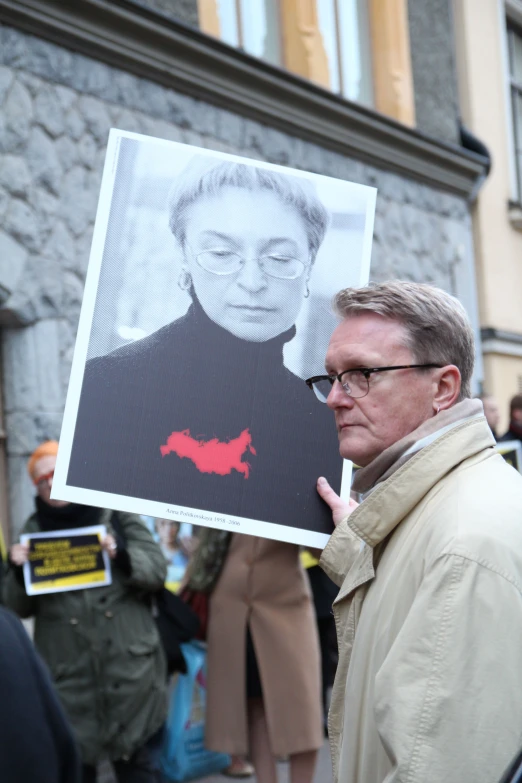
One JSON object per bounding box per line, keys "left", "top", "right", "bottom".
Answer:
{"left": 160, "top": 428, "right": 257, "bottom": 479}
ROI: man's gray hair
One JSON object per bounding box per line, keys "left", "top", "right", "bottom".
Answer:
{"left": 334, "top": 281, "right": 475, "bottom": 400}
{"left": 168, "top": 156, "right": 329, "bottom": 261}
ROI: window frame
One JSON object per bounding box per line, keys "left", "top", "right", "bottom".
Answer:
{"left": 507, "top": 22, "right": 522, "bottom": 203}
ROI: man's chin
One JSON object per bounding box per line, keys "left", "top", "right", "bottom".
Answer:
{"left": 338, "top": 434, "right": 372, "bottom": 467}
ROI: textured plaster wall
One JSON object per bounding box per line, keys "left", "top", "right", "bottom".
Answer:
{"left": 0, "top": 23, "right": 476, "bottom": 535}
{"left": 408, "top": 0, "right": 460, "bottom": 144}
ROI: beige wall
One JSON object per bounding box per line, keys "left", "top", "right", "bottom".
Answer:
{"left": 454, "top": 0, "right": 522, "bottom": 421}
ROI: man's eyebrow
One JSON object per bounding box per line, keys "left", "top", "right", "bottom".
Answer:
{"left": 324, "top": 359, "right": 376, "bottom": 372}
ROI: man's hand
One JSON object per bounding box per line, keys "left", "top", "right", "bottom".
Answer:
{"left": 317, "top": 477, "right": 359, "bottom": 527}
{"left": 10, "top": 543, "right": 30, "bottom": 566}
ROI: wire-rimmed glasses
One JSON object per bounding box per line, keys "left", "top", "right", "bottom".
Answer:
{"left": 305, "top": 364, "right": 443, "bottom": 403}
{"left": 193, "top": 248, "right": 307, "bottom": 281}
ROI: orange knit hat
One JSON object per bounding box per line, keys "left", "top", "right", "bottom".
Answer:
{"left": 27, "top": 440, "right": 59, "bottom": 481}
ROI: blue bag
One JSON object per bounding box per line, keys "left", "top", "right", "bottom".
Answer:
{"left": 161, "top": 641, "right": 231, "bottom": 782}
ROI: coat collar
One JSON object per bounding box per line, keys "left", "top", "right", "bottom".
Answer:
{"left": 321, "top": 416, "right": 495, "bottom": 601}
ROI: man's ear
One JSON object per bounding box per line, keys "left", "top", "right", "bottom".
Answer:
{"left": 433, "top": 365, "right": 461, "bottom": 413}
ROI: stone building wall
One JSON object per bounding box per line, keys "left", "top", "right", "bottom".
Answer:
{"left": 0, "top": 22, "right": 477, "bottom": 535}
{"left": 408, "top": 0, "right": 461, "bottom": 143}
{"left": 131, "top": 0, "right": 199, "bottom": 27}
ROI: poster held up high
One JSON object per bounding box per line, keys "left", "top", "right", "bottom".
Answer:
{"left": 53, "top": 130, "right": 376, "bottom": 549}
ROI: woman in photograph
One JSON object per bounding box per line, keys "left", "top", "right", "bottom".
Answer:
{"left": 67, "top": 157, "right": 342, "bottom": 534}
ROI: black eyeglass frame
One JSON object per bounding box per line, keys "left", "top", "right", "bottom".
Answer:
{"left": 305, "top": 364, "right": 443, "bottom": 400}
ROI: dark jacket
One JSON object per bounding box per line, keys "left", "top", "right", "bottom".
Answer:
{"left": 499, "top": 426, "right": 522, "bottom": 447}
{"left": 0, "top": 606, "right": 80, "bottom": 783}
{"left": 68, "top": 299, "right": 342, "bottom": 535}
{"left": 4, "top": 503, "right": 167, "bottom": 766}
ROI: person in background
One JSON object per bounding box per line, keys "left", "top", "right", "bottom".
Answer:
{"left": 154, "top": 518, "right": 189, "bottom": 585}
{"left": 302, "top": 551, "right": 338, "bottom": 736}
{"left": 499, "top": 393, "right": 522, "bottom": 447}
{"left": 4, "top": 441, "right": 168, "bottom": 783}
{"left": 186, "top": 528, "right": 322, "bottom": 783}
{"left": 313, "top": 281, "right": 522, "bottom": 783}
{"left": 476, "top": 392, "right": 501, "bottom": 440}
{"left": 0, "top": 605, "right": 80, "bottom": 783}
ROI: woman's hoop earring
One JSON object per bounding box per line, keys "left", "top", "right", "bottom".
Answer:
{"left": 437, "top": 405, "right": 441, "bottom": 415}
{"left": 304, "top": 283, "right": 310, "bottom": 299}
{"left": 178, "top": 269, "right": 192, "bottom": 291}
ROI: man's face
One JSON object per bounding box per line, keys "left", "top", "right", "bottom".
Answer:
{"left": 325, "top": 313, "right": 439, "bottom": 466}
{"left": 482, "top": 397, "right": 500, "bottom": 431}
{"left": 184, "top": 186, "right": 311, "bottom": 342}
{"left": 33, "top": 455, "right": 69, "bottom": 507}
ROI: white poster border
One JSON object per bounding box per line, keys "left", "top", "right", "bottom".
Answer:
{"left": 52, "top": 129, "right": 377, "bottom": 548}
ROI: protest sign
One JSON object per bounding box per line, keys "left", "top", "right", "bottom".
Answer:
{"left": 53, "top": 130, "right": 376, "bottom": 548}
{"left": 20, "top": 525, "right": 111, "bottom": 596}
{"left": 496, "top": 440, "right": 522, "bottom": 473}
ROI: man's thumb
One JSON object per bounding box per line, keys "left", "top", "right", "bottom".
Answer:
{"left": 317, "top": 476, "right": 340, "bottom": 509}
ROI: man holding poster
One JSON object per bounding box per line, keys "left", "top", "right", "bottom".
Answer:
{"left": 312, "top": 282, "right": 522, "bottom": 783}
{"left": 53, "top": 133, "right": 375, "bottom": 547}
{"left": 4, "top": 441, "right": 168, "bottom": 783}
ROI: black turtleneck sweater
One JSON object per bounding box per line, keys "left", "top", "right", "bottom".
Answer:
{"left": 68, "top": 300, "right": 342, "bottom": 534}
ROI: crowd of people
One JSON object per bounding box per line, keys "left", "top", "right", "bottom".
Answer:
{"left": 0, "top": 442, "right": 338, "bottom": 783}
{"left": 1, "top": 281, "right": 522, "bottom": 783}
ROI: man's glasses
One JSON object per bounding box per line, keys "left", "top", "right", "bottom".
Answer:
{"left": 34, "top": 470, "right": 54, "bottom": 487}
{"left": 194, "top": 248, "right": 307, "bottom": 281}
{"left": 305, "top": 364, "right": 442, "bottom": 403}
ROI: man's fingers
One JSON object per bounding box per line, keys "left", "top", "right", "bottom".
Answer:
{"left": 317, "top": 477, "right": 359, "bottom": 527}
{"left": 317, "top": 476, "right": 341, "bottom": 509}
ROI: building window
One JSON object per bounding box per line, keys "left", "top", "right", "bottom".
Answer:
{"left": 200, "top": 0, "right": 372, "bottom": 105}
{"left": 214, "top": 0, "right": 282, "bottom": 66}
{"left": 316, "top": 0, "right": 373, "bottom": 105}
{"left": 508, "top": 24, "right": 522, "bottom": 201}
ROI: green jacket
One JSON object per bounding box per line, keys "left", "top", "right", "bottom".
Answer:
{"left": 4, "top": 508, "right": 167, "bottom": 766}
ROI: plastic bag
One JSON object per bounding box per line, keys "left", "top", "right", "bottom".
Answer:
{"left": 161, "top": 641, "right": 231, "bottom": 782}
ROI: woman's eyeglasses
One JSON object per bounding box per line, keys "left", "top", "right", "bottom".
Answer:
{"left": 305, "top": 364, "right": 442, "bottom": 403}
{"left": 193, "top": 249, "right": 307, "bottom": 281}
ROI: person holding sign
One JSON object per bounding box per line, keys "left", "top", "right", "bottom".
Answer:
{"left": 311, "top": 282, "right": 522, "bottom": 783}
{"left": 4, "top": 441, "right": 168, "bottom": 783}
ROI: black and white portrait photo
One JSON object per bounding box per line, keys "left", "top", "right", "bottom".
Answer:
{"left": 53, "top": 131, "right": 376, "bottom": 547}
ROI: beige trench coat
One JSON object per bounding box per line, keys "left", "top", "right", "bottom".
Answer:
{"left": 205, "top": 534, "right": 322, "bottom": 757}
{"left": 321, "top": 417, "right": 522, "bottom": 783}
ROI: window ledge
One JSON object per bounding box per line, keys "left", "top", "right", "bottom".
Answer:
{"left": 0, "top": 0, "right": 488, "bottom": 198}
{"left": 508, "top": 202, "right": 522, "bottom": 232}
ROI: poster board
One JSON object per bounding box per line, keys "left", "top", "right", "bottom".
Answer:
{"left": 52, "top": 130, "right": 376, "bottom": 549}
{"left": 20, "top": 525, "right": 111, "bottom": 595}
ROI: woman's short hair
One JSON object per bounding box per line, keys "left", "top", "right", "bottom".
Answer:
{"left": 333, "top": 281, "right": 475, "bottom": 400}
{"left": 168, "top": 156, "right": 329, "bottom": 262}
